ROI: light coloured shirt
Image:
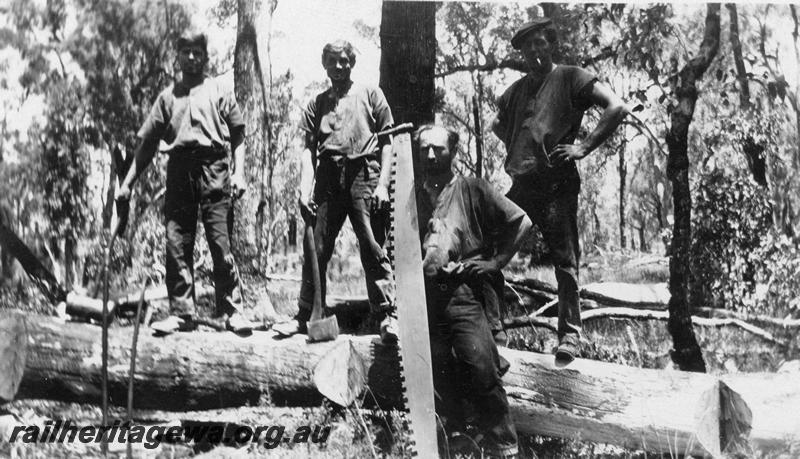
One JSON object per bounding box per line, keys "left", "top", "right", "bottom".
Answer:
{"left": 300, "top": 82, "right": 394, "bottom": 159}
{"left": 138, "top": 76, "right": 244, "bottom": 154}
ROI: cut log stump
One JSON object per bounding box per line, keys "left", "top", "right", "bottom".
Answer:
{"left": 0, "top": 313, "right": 27, "bottom": 401}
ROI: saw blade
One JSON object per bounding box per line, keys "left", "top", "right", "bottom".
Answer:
{"left": 386, "top": 132, "right": 438, "bottom": 457}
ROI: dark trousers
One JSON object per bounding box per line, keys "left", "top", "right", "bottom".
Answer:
{"left": 506, "top": 174, "right": 581, "bottom": 338}
{"left": 164, "top": 155, "right": 242, "bottom": 318}
{"left": 428, "top": 282, "right": 518, "bottom": 457}
{"left": 298, "top": 158, "right": 393, "bottom": 317}
{"left": 477, "top": 270, "right": 506, "bottom": 334}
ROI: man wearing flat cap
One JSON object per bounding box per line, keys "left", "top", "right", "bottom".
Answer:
{"left": 117, "top": 30, "right": 256, "bottom": 335}
{"left": 492, "top": 17, "right": 629, "bottom": 362}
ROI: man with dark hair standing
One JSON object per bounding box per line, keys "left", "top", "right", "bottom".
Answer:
{"left": 418, "top": 125, "right": 530, "bottom": 459}
{"left": 116, "top": 31, "right": 256, "bottom": 335}
{"left": 273, "top": 40, "right": 397, "bottom": 341}
{"left": 492, "top": 17, "right": 629, "bottom": 361}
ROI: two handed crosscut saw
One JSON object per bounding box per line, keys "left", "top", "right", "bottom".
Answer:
{"left": 386, "top": 131, "right": 438, "bottom": 457}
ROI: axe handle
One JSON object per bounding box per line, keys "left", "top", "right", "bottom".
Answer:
{"left": 305, "top": 224, "right": 323, "bottom": 322}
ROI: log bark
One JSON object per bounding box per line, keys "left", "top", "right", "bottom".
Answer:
{"left": 0, "top": 314, "right": 26, "bottom": 402}
{"left": 8, "top": 311, "right": 800, "bottom": 455}
{"left": 15, "top": 311, "right": 402, "bottom": 411}
{"left": 665, "top": 4, "right": 720, "bottom": 372}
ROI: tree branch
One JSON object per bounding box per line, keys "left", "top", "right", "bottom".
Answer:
{"left": 728, "top": 4, "right": 750, "bottom": 110}
{"left": 436, "top": 58, "right": 527, "bottom": 78}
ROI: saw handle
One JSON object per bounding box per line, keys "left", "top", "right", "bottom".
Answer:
{"left": 375, "top": 122, "right": 415, "bottom": 138}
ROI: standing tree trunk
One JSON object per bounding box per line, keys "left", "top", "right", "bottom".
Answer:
{"left": 472, "top": 94, "right": 483, "bottom": 178}
{"left": 665, "top": 4, "right": 721, "bottom": 372}
{"left": 619, "top": 135, "right": 627, "bottom": 250}
{"left": 379, "top": 1, "right": 436, "bottom": 192}
{"left": 729, "top": 4, "right": 768, "bottom": 188}
{"left": 379, "top": 2, "right": 436, "bottom": 126}
{"left": 257, "top": 1, "right": 277, "bottom": 269}
{"left": 233, "top": 0, "right": 271, "bottom": 268}
{"left": 728, "top": 4, "right": 750, "bottom": 111}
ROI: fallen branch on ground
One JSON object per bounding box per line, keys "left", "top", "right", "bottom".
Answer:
{"left": 696, "top": 307, "right": 800, "bottom": 328}
{"left": 503, "top": 307, "right": 790, "bottom": 347}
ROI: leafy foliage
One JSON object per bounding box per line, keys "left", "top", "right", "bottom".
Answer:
{"left": 39, "top": 79, "right": 95, "bottom": 241}
{"left": 690, "top": 167, "right": 772, "bottom": 310}
{"left": 752, "top": 232, "right": 800, "bottom": 317}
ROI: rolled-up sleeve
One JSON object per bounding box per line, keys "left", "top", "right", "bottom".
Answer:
{"left": 494, "top": 87, "right": 513, "bottom": 145}
{"left": 370, "top": 87, "right": 394, "bottom": 132}
{"left": 137, "top": 92, "right": 169, "bottom": 140}
{"left": 570, "top": 67, "right": 598, "bottom": 109}
{"left": 222, "top": 87, "right": 245, "bottom": 129}
{"left": 299, "top": 97, "right": 318, "bottom": 134}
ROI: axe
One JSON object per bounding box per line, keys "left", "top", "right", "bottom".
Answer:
{"left": 303, "top": 203, "right": 339, "bottom": 343}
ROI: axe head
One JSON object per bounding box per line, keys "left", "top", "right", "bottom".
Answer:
{"left": 307, "top": 315, "right": 339, "bottom": 343}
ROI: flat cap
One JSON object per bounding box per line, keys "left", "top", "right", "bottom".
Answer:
{"left": 510, "top": 18, "right": 553, "bottom": 49}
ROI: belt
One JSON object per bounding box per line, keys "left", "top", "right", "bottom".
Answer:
{"left": 319, "top": 155, "right": 374, "bottom": 188}
{"left": 168, "top": 146, "right": 227, "bottom": 163}
{"left": 320, "top": 152, "right": 377, "bottom": 162}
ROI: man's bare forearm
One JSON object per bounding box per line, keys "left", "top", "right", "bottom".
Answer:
{"left": 230, "top": 126, "right": 246, "bottom": 175}
{"left": 121, "top": 138, "right": 159, "bottom": 189}
{"left": 299, "top": 147, "right": 315, "bottom": 202}
{"left": 579, "top": 83, "right": 629, "bottom": 155}
{"left": 493, "top": 215, "right": 533, "bottom": 269}
{"left": 581, "top": 103, "right": 628, "bottom": 155}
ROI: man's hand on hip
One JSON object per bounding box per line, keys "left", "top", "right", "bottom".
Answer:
{"left": 371, "top": 183, "right": 390, "bottom": 213}
{"left": 550, "top": 143, "right": 589, "bottom": 166}
{"left": 460, "top": 259, "right": 500, "bottom": 278}
{"left": 115, "top": 184, "right": 132, "bottom": 202}
{"left": 230, "top": 172, "right": 246, "bottom": 199}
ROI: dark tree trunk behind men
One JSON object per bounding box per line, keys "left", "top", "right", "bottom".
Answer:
{"left": 472, "top": 93, "right": 484, "bottom": 178}
{"left": 618, "top": 135, "right": 627, "bottom": 249}
{"left": 379, "top": 1, "right": 436, "bottom": 127}
{"left": 233, "top": 0, "right": 270, "bottom": 265}
{"left": 665, "top": 4, "right": 720, "bottom": 372}
{"left": 379, "top": 1, "right": 436, "bottom": 194}
{"left": 728, "top": 4, "right": 750, "bottom": 110}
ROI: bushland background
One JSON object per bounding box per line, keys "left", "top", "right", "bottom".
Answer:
{"left": 1, "top": 1, "right": 799, "bottom": 457}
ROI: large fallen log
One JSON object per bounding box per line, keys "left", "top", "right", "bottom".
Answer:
{"left": 7, "top": 311, "right": 800, "bottom": 456}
